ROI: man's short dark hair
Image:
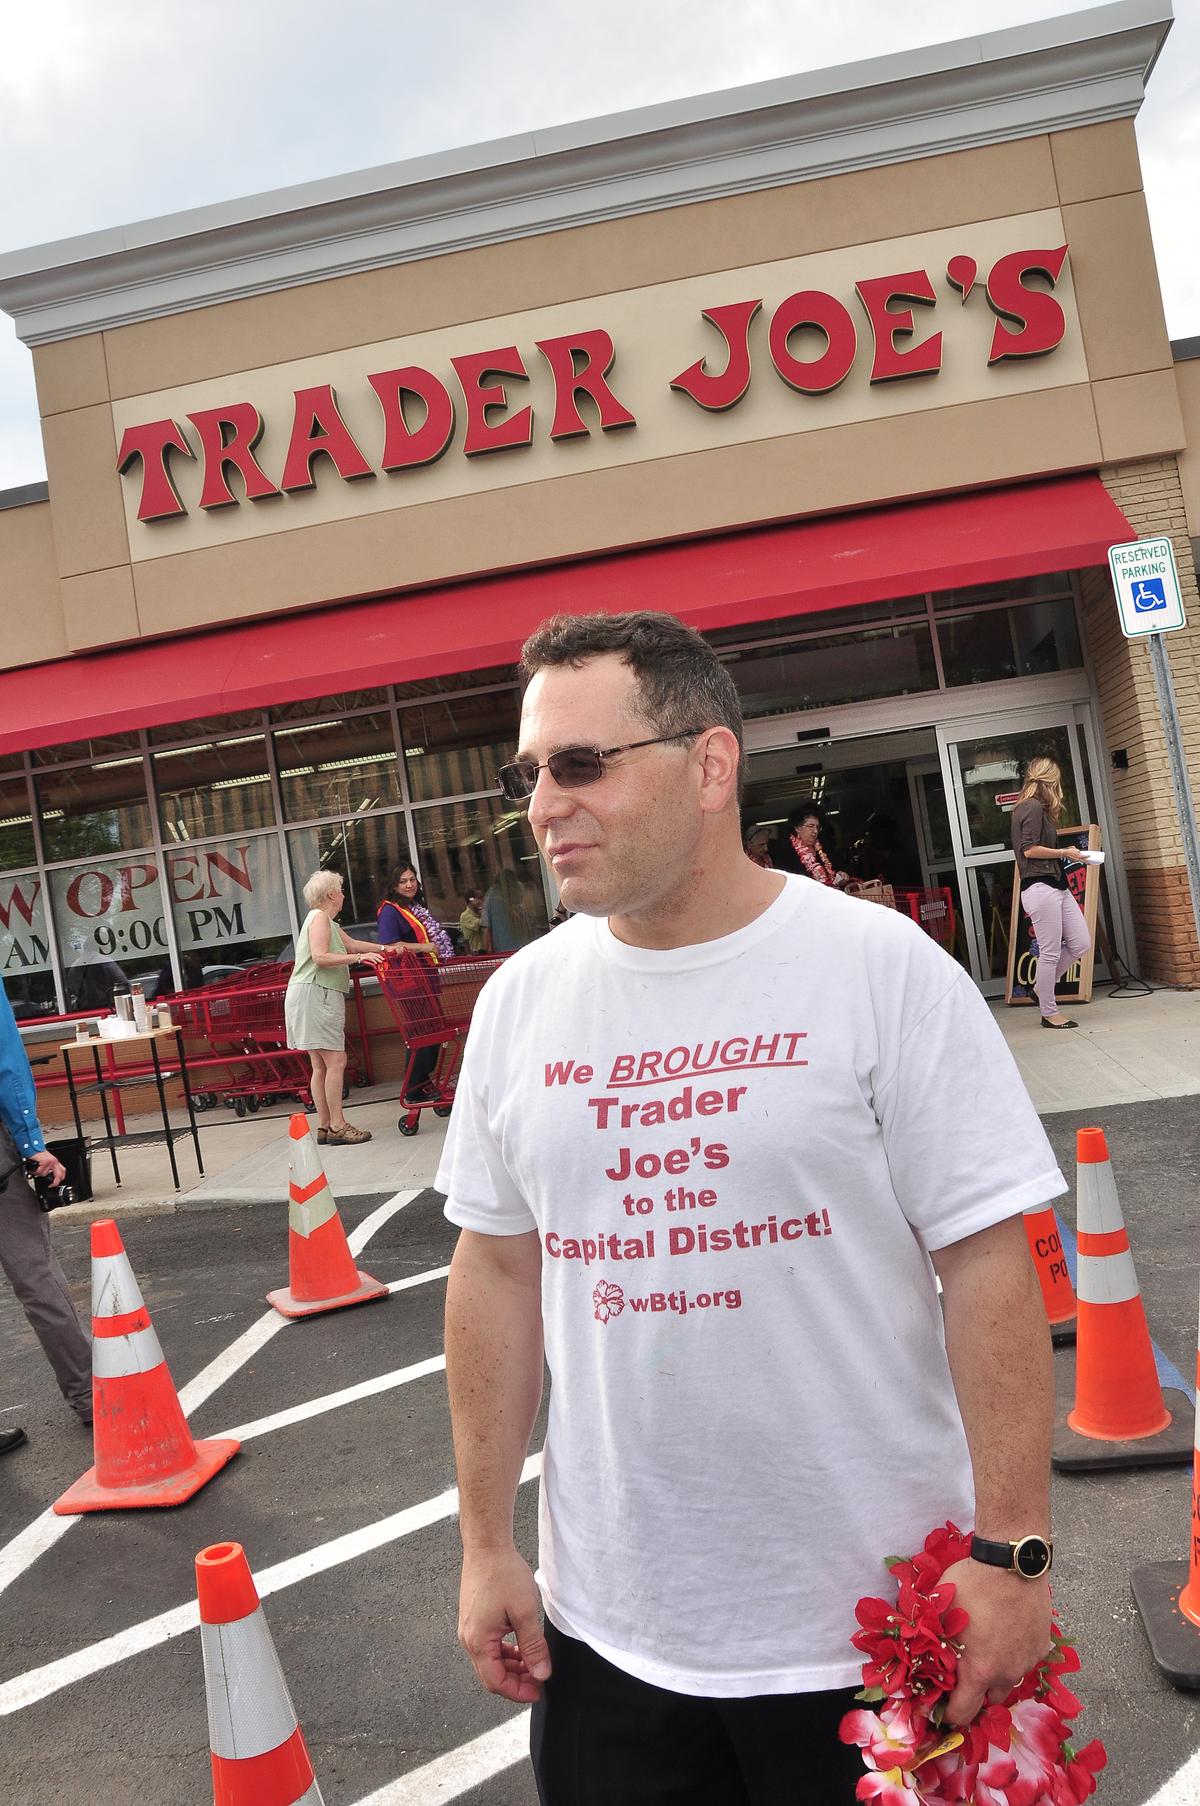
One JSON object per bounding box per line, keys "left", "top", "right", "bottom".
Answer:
{"left": 787, "top": 805, "right": 822, "bottom": 835}
{"left": 519, "top": 612, "right": 744, "bottom": 793}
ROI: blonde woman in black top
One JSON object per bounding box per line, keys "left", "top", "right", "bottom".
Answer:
{"left": 1010, "top": 757, "right": 1090, "bottom": 1029}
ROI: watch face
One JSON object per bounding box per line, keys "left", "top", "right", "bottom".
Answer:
{"left": 1013, "top": 1536, "right": 1052, "bottom": 1578}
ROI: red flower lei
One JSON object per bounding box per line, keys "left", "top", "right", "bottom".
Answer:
{"left": 839, "top": 1523, "right": 1106, "bottom": 1805}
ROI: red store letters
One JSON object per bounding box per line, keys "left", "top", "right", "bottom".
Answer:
{"left": 116, "top": 246, "right": 1070, "bottom": 522}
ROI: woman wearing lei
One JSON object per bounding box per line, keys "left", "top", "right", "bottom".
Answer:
{"left": 377, "top": 862, "right": 456, "bottom": 1102}
{"left": 788, "top": 804, "right": 851, "bottom": 890}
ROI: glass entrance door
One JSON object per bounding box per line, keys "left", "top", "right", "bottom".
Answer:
{"left": 936, "top": 712, "right": 1092, "bottom": 993}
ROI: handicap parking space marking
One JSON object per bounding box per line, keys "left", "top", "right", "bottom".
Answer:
{"left": 0, "top": 1453, "right": 542, "bottom": 1716}
{"left": 350, "top": 1712, "right": 531, "bottom": 1804}
{"left": 0, "top": 1188, "right": 424, "bottom": 1601}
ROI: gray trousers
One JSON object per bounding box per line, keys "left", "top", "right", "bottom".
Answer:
{"left": 0, "top": 1127, "right": 91, "bottom": 1418}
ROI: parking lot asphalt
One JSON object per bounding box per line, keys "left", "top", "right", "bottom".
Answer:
{"left": 0, "top": 1097, "right": 1197, "bottom": 1805}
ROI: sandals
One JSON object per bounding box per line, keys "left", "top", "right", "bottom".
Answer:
{"left": 316, "top": 1127, "right": 329, "bottom": 1145}
{"left": 325, "top": 1123, "right": 372, "bottom": 1144}
{"left": 1040, "top": 1018, "right": 1079, "bottom": 1030}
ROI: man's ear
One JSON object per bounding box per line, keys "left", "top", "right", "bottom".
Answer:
{"left": 696, "top": 728, "right": 741, "bottom": 815}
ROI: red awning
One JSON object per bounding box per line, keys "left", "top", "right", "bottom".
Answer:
{"left": 0, "top": 474, "right": 1132, "bottom": 755}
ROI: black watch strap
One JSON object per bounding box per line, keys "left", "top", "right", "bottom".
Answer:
{"left": 970, "top": 1533, "right": 1053, "bottom": 1579}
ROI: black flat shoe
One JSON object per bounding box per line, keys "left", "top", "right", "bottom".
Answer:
{"left": 1040, "top": 1018, "right": 1079, "bottom": 1030}
{"left": 0, "top": 1427, "right": 28, "bottom": 1456}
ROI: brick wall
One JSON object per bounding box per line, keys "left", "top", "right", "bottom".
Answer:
{"left": 1086, "top": 457, "right": 1200, "bottom": 985}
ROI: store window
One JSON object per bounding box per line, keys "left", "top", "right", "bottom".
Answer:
{"left": 36, "top": 757, "right": 153, "bottom": 863}
{"left": 163, "top": 834, "right": 292, "bottom": 986}
{"left": 49, "top": 853, "right": 171, "bottom": 1012}
{"left": 154, "top": 735, "right": 274, "bottom": 840}
{"left": 0, "top": 870, "right": 56, "bottom": 1017}
{"left": 31, "top": 730, "right": 142, "bottom": 767}
{"left": 393, "top": 665, "right": 516, "bottom": 701}
{"left": 287, "top": 811, "right": 412, "bottom": 934}
{"left": 401, "top": 689, "right": 521, "bottom": 802}
{"left": 931, "top": 573, "right": 1072, "bottom": 611}
{"left": 937, "top": 598, "right": 1081, "bottom": 688}
{"left": 954, "top": 727, "right": 1080, "bottom": 854}
{"left": 0, "top": 769, "right": 35, "bottom": 871}
{"left": 148, "top": 711, "right": 264, "bottom": 744}
{"left": 275, "top": 713, "right": 402, "bottom": 823}
{"left": 721, "top": 622, "right": 937, "bottom": 718}
{"left": 271, "top": 690, "right": 387, "bottom": 721}
{"left": 410, "top": 796, "right": 548, "bottom": 947}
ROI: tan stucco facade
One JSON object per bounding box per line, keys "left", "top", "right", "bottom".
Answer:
{"left": 0, "top": 73, "right": 1197, "bottom": 987}
{"left": 1, "top": 122, "right": 1184, "bottom": 667}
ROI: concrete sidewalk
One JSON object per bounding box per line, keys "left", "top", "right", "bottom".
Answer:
{"left": 51, "top": 981, "right": 1200, "bottom": 1219}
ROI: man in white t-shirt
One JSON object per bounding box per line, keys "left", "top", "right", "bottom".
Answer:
{"left": 440, "top": 612, "right": 1063, "bottom": 1804}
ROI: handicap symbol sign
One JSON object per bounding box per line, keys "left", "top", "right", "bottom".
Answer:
{"left": 1132, "top": 578, "right": 1167, "bottom": 614}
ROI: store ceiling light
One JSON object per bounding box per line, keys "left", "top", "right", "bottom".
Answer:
{"left": 93, "top": 755, "right": 144, "bottom": 770}
{"left": 314, "top": 752, "right": 395, "bottom": 771}
{"left": 211, "top": 774, "right": 272, "bottom": 790}
{"left": 0, "top": 814, "right": 32, "bottom": 827}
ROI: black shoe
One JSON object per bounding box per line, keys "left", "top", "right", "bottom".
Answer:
{"left": 1040, "top": 1017, "right": 1079, "bottom": 1030}
{"left": 0, "top": 1427, "right": 28, "bottom": 1456}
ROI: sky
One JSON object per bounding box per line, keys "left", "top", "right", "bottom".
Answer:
{"left": 0, "top": 0, "right": 1196, "bottom": 490}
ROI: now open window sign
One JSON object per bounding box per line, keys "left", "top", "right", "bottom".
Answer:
{"left": 1108, "top": 537, "right": 1187, "bottom": 638}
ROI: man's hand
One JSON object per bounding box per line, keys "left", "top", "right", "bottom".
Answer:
{"left": 28, "top": 1150, "right": 66, "bottom": 1187}
{"left": 939, "top": 1558, "right": 1051, "bottom": 1725}
{"left": 458, "top": 1545, "right": 552, "bottom": 1702}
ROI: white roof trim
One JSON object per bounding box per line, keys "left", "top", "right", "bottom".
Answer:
{"left": 0, "top": 0, "right": 1172, "bottom": 347}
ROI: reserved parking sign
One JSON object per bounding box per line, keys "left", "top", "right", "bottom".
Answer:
{"left": 1108, "top": 537, "right": 1187, "bottom": 637}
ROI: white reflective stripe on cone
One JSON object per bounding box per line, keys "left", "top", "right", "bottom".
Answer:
{"left": 201, "top": 1609, "right": 301, "bottom": 1761}
{"left": 1077, "top": 1162, "right": 1124, "bottom": 1235}
{"left": 295, "top": 1783, "right": 325, "bottom": 1805}
{"left": 1076, "top": 1248, "right": 1140, "bottom": 1307}
{"left": 289, "top": 1187, "right": 338, "bottom": 1239}
{"left": 91, "top": 1252, "right": 147, "bottom": 1322}
{"left": 92, "top": 1323, "right": 166, "bottom": 1380}
{"left": 290, "top": 1135, "right": 323, "bottom": 1189}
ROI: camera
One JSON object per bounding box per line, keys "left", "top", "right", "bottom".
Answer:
{"left": 24, "top": 1161, "right": 74, "bottom": 1212}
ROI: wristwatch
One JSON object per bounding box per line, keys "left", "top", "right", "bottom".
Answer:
{"left": 969, "top": 1533, "right": 1053, "bottom": 1579}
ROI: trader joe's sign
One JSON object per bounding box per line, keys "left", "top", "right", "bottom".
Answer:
{"left": 116, "top": 242, "right": 1072, "bottom": 522}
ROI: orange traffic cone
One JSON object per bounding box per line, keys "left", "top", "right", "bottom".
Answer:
{"left": 1052, "top": 1128, "right": 1192, "bottom": 1472}
{"left": 1023, "top": 1201, "right": 1076, "bottom": 1344}
{"left": 197, "top": 1540, "right": 325, "bottom": 1804}
{"left": 1131, "top": 1279, "right": 1200, "bottom": 1689}
{"left": 54, "top": 1220, "right": 240, "bottom": 1514}
{"left": 266, "top": 1115, "right": 388, "bottom": 1319}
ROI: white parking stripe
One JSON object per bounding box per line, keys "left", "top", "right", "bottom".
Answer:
{"left": 221, "top": 1355, "right": 446, "bottom": 1442}
{"left": 347, "top": 1192, "right": 420, "bottom": 1256}
{"left": 387, "top": 1266, "right": 450, "bottom": 1294}
{"left": 350, "top": 1713, "right": 530, "bottom": 1804}
{"left": 0, "top": 1188, "right": 423, "bottom": 1600}
{"left": 1143, "top": 1748, "right": 1200, "bottom": 1806}
{"left": 0, "top": 1453, "right": 542, "bottom": 1716}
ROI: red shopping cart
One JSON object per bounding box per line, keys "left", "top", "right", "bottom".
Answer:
{"left": 166, "top": 980, "right": 312, "bottom": 1115}
{"left": 376, "top": 950, "right": 508, "bottom": 1135}
{"left": 894, "top": 886, "right": 956, "bottom": 950}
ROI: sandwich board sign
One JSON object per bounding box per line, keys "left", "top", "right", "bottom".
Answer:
{"left": 1108, "top": 538, "right": 1186, "bottom": 638}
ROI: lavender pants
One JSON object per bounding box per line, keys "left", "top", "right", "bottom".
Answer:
{"left": 1020, "top": 882, "right": 1090, "bottom": 1019}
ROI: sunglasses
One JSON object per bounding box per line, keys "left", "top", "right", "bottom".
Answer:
{"left": 496, "top": 729, "right": 706, "bottom": 803}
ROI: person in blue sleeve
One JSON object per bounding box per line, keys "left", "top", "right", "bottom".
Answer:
{"left": 0, "top": 978, "right": 92, "bottom": 1430}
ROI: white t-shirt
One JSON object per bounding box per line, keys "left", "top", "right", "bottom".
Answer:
{"left": 437, "top": 876, "right": 1066, "bottom": 1697}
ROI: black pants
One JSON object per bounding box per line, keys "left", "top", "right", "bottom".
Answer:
{"left": 531, "top": 1622, "right": 863, "bottom": 1805}
{"left": 403, "top": 1044, "right": 438, "bottom": 1100}
{"left": 0, "top": 1132, "right": 91, "bottom": 1420}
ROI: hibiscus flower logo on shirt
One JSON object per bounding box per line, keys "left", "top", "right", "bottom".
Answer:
{"left": 592, "top": 1280, "right": 625, "bottom": 1323}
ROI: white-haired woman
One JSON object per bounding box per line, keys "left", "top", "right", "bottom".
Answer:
{"left": 285, "top": 871, "right": 384, "bottom": 1144}
{"left": 1010, "top": 756, "right": 1090, "bottom": 1030}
